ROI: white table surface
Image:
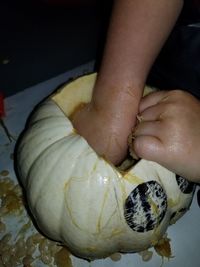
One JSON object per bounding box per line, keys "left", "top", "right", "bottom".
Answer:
{"left": 0, "top": 62, "right": 200, "bottom": 267}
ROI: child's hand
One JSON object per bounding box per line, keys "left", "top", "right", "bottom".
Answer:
{"left": 72, "top": 101, "right": 138, "bottom": 165}
{"left": 131, "top": 90, "right": 200, "bottom": 183}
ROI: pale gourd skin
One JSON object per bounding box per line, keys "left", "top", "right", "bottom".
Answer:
{"left": 17, "top": 73, "right": 195, "bottom": 260}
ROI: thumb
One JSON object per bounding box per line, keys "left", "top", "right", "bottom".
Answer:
{"left": 132, "top": 135, "right": 165, "bottom": 163}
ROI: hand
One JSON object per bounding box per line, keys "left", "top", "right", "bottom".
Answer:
{"left": 72, "top": 101, "right": 138, "bottom": 165}
{"left": 130, "top": 90, "right": 200, "bottom": 183}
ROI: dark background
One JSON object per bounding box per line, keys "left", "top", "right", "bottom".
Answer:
{"left": 0, "top": 0, "right": 112, "bottom": 96}
{"left": 1, "top": 0, "right": 199, "bottom": 97}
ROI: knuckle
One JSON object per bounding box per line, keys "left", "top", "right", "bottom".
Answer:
{"left": 168, "top": 89, "right": 187, "bottom": 100}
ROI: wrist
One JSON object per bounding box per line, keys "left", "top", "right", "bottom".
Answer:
{"left": 91, "top": 82, "right": 142, "bottom": 122}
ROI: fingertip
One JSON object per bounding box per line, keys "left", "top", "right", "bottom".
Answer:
{"left": 133, "top": 135, "right": 163, "bottom": 162}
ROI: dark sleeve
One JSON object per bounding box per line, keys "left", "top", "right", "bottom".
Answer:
{"left": 177, "top": 0, "right": 200, "bottom": 25}
{"left": 147, "top": 25, "right": 200, "bottom": 99}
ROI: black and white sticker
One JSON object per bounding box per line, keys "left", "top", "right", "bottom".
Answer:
{"left": 124, "top": 181, "right": 167, "bottom": 232}
{"left": 176, "top": 175, "right": 195, "bottom": 194}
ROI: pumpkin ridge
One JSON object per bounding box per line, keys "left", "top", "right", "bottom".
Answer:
{"left": 25, "top": 134, "right": 81, "bottom": 190}
{"left": 29, "top": 99, "right": 65, "bottom": 123}
{"left": 18, "top": 117, "right": 72, "bottom": 156}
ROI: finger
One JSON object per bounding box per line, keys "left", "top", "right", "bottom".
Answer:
{"left": 134, "top": 120, "right": 162, "bottom": 138}
{"left": 139, "top": 90, "right": 169, "bottom": 113}
{"left": 133, "top": 135, "right": 164, "bottom": 163}
{"left": 139, "top": 103, "right": 167, "bottom": 122}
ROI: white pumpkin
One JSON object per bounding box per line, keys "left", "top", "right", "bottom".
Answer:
{"left": 17, "top": 73, "right": 195, "bottom": 260}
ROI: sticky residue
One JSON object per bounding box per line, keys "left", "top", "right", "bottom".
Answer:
{"left": 154, "top": 235, "right": 172, "bottom": 260}
{"left": 123, "top": 172, "right": 144, "bottom": 185}
{"left": 54, "top": 247, "right": 73, "bottom": 267}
